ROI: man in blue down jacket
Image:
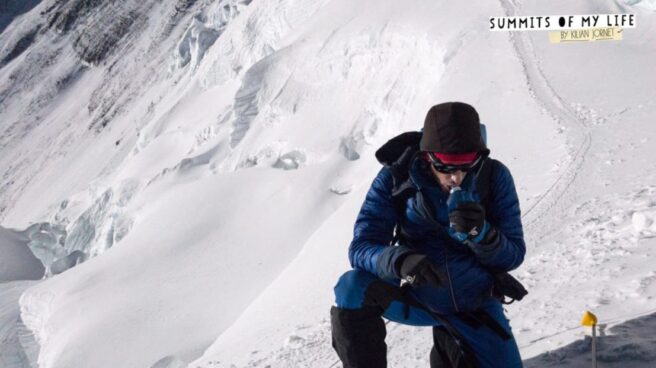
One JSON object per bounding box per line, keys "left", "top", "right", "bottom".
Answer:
{"left": 331, "top": 102, "right": 526, "bottom": 368}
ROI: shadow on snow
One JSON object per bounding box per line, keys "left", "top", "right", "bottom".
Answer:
{"left": 523, "top": 312, "right": 656, "bottom": 368}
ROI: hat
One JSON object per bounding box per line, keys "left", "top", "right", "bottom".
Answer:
{"left": 420, "top": 102, "right": 489, "bottom": 155}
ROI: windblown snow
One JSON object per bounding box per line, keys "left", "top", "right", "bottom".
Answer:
{"left": 0, "top": 0, "right": 655, "bottom": 367}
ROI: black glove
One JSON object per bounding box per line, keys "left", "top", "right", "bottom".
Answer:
{"left": 492, "top": 272, "right": 528, "bottom": 302}
{"left": 448, "top": 202, "right": 497, "bottom": 244}
{"left": 398, "top": 253, "right": 446, "bottom": 288}
{"left": 448, "top": 201, "right": 485, "bottom": 234}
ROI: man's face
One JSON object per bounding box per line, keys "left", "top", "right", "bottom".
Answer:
{"left": 430, "top": 164, "right": 467, "bottom": 192}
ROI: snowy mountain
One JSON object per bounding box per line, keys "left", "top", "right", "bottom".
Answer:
{"left": 1, "top": 0, "right": 656, "bottom": 367}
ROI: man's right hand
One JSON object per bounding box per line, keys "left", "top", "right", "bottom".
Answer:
{"left": 398, "top": 253, "right": 446, "bottom": 288}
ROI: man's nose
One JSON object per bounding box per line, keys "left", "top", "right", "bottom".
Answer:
{"left": 450, "top": 171, "right": 465, "bottom": 183}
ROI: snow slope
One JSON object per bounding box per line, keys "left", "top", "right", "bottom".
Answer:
{"left": 0, "top": 281, "right": 38, "bottom": 368}
{"left": 0, "top": 0, "right": 655, "bottom": 367}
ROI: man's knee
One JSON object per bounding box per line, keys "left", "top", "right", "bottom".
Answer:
{"left": 334, "top": 269, "right": 379, "bottom": 309}
{"left": 431, "top": 326, "right": 479, "bottom": 368}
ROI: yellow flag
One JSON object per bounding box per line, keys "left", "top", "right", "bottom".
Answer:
{"left": 581, "top": 311, "right": 598, "bottom": 327}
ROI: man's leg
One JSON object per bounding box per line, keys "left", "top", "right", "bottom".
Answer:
{"left": 331, "top": 270, "right": 520, "bottom": 368}
{"left": 443, "top": 298, "right": 522, "bottom": 368}
{"left": 331, "top": 269, "right": 437, "bottom": 368}
{"left": 430, "top": 326, "right": 479, "bottom": 368}
{"left": 378, "top": 293, "right": 516, "bottom": 368}
{"left": 331, "top": 305, "right": 387, "bottom": 368}
{"left": 331, "top": 270, "right": 388, "bottom": 368}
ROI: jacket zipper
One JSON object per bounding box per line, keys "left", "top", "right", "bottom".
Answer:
{"left": 443, "top": 245, "right": 460, "bottom": 313}
{"left": 417, "top": 189, "right": 460, "bottom": 312}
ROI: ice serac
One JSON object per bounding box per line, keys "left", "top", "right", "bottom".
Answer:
{"left": 173, "top": 0, "right": 250, "bottom": 70}
{"left": 14, "top": 179, "right": 140, "bottom": 276}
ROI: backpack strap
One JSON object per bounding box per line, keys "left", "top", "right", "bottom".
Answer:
{"left": 389, "top": 182, "right": 417, "bottom": 246}
{"left": 457, "top": 309, "right": 512, "bottom": 341}
{"left": 473, "top": 157, "right": 496, "bottom": 211}
{"left": 375, "top": 132, "right": 422, "bottom": 245}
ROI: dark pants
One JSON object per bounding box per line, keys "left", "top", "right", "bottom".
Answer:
{"left": 331, "top": 269, "right": 522, "bottom": 368}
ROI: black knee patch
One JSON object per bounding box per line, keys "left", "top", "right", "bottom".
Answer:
{"left": 431, "top": 326, "right": 480, "bottom": 368}
{"left": 362, "top": 279, "right": 405, "bottom": 309}
{"left": 331, "top": 306, "right": 387, "bottom": 368}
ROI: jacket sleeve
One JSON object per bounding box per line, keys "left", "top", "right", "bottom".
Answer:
{"left": 468, "top": 161, "right": 526, "bottom": 271}
{"left": 348, "top": 168, "right": 413, "bottom": 280}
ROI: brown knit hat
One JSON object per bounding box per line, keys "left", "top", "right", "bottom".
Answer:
{"left": 420, "top": 102, "right": 489, "bottom": 155}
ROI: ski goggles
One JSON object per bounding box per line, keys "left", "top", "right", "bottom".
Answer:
{"left": 426, "top": 152, "right": 482, "bottom": 174}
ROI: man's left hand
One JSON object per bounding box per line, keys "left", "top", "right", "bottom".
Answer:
{"left": 449, "top": 201, "right": 485, "bottom": 233}
{"left": 448, "top": 202, "right": 495, "bottom": 244}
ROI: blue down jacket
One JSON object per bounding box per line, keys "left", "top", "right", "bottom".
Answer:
{"left": 348, "top": 156, "right": 525, "bottom": 314}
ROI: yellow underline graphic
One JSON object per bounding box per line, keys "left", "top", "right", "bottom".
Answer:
{"left": 550, "top": 27, "right": 623, "bottom": 43}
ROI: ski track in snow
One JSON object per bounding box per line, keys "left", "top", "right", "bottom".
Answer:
{"left": 497, "top": 0, "right": 593, "bottom": 238}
